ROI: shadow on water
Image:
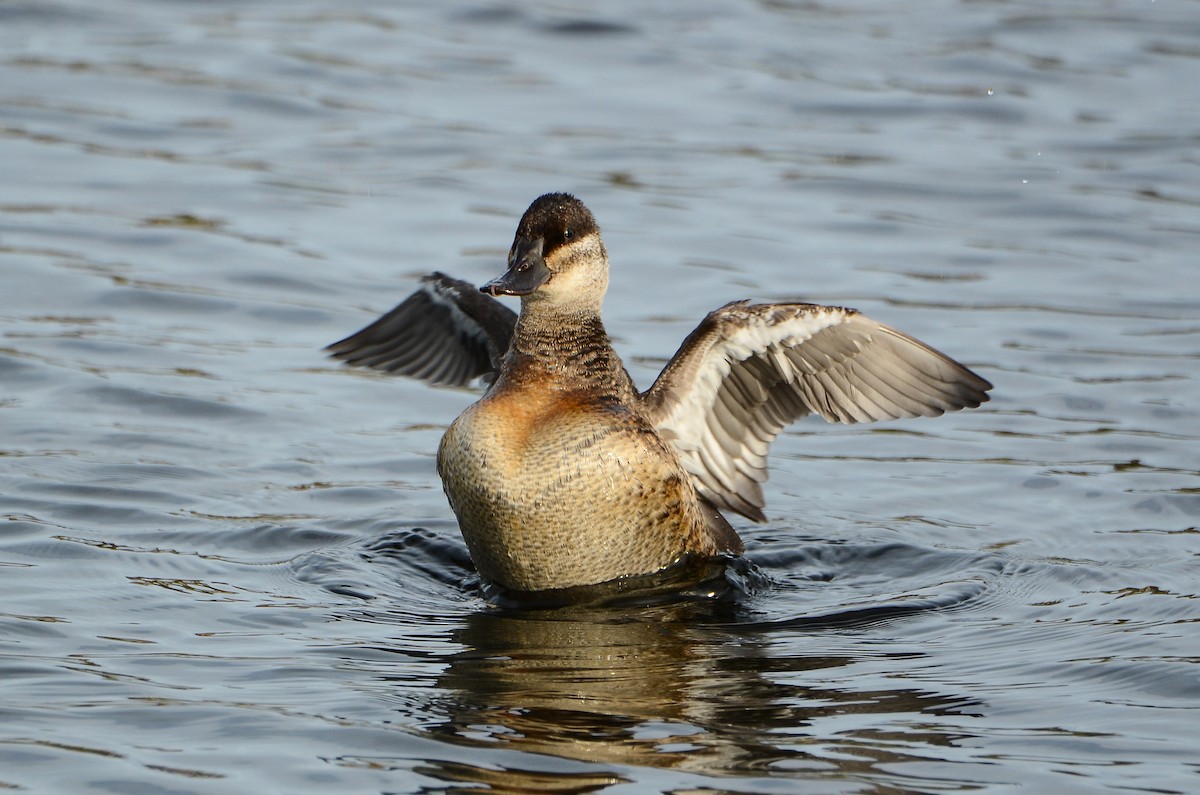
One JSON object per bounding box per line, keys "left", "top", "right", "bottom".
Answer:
{"left": 317, "top": 527, "right": 1003, "bottom": 792}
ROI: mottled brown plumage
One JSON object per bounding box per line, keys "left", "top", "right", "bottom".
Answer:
{"left": 328, "top": 192, "right": 993, "bottom": 595}
{"left": 437, "top": 304, "right": 737, "bottom": 592}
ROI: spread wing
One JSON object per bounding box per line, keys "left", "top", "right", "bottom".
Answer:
{"left": 326, "top": 272, "right": 516, "bottom": 387}
{"left": 641, "top": 301, "right": 992, "bottom": 522}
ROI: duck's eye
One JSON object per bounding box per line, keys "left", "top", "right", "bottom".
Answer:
{"left": 563, "top": 228, "right": 574, "bottom": 240}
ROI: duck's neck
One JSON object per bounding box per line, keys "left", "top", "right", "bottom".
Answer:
{"left": 504, "top": 305, "right": 636, "bottom": 397}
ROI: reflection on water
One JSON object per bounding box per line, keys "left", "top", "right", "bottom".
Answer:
{"left": 323, "top": 537, "right": 1006, "bottom": 791}
{"left": 414, "top": 760, "right": 628, "bottom": 795}
{"left": 428, "top": 604, "right": 983, "bottom": 786}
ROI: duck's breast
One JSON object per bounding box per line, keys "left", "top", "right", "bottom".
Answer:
{"left": 437, "top": 386, "right": 716, "bottom": 591}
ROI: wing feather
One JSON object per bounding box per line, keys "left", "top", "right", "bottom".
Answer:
{"left": 326, "top": 272, "right": 517, "bottom": 387}
{"left": 846, "top": 359, "right": 931, "bottom": 418}
{"left": 641, "top": 302, "right": 991, "bottom": 522}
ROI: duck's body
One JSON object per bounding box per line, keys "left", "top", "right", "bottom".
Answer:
{"left": 329, "top": 193, "right": 992, "bottom": 595}
{"left": 438, "top": 324, "right": 733, "bottom": 591}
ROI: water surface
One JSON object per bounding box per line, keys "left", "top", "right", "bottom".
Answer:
{"left": 2, "top": 1, "right": 1197, "bottom": 793}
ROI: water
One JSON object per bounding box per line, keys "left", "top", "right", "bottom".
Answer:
{"left": 2, "top": 1, "right": 1197, "bottom": 792}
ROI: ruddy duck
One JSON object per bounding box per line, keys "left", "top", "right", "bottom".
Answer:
{"left": 329, "top": 193, "right": 992, "bottom": 595}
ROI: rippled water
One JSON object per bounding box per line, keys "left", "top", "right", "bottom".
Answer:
{"left": 3, "top": 1, "right": 1197, "bottom": 792}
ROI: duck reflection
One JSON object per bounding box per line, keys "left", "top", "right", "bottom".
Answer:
{"left": 416, "top": 599, "right": 981, "bottom": 792}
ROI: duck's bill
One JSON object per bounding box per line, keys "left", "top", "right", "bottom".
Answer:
{"left": 481, "top": 240, "right": 551, "bottom": 297}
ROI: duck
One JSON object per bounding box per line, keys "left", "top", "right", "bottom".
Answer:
{"left": 328, "top": 193, "right": 992, "bottom": 596}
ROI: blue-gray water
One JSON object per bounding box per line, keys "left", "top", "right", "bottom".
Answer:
{"left": 2, "top": 1, "right": 1197, "bottom": 793}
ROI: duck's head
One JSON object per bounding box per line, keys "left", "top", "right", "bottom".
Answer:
{"left": 482, "top": 193, "right": 608, "bottom": 311}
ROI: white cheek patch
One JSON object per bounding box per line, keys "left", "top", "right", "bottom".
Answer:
{"left": 538, "top": 233, "right": 609, "bottom": 305}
